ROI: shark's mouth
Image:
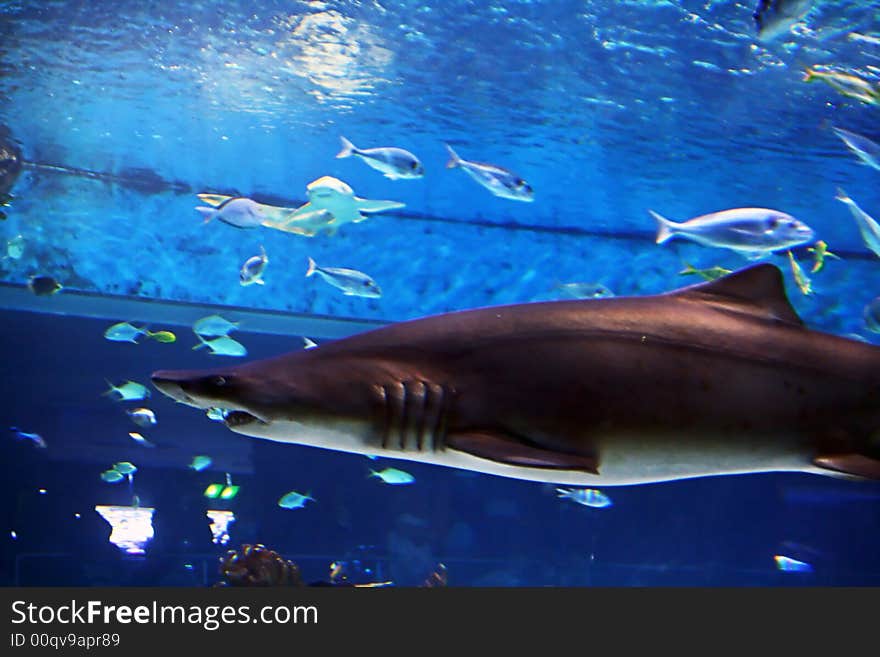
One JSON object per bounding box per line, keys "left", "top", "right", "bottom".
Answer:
{"left": 224, "top": 410, "right": 268, "bottom": 428}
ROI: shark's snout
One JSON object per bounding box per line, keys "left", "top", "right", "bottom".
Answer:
{"left": 151, "top": 370, "right": 197, "bottom": 405}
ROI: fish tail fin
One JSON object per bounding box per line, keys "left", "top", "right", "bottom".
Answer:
{"left": 444, "top": 143, "right": 462, "bottom": 169}
{"left": 101, "top": 379, "right": 117, "bottom": 397}
{"left": 306, "top": 257, "right": 318, "bottom": 277}
{"left": 802, "top": 68, "right": 816, "bottom": 83}
{"left": 195, "top": 206, "right": 217, "bottom": 223}
{"left": 192, "top": 334, "right": 208, "bottom": 350}
{"left": 679, "top": 262, "right": 697, "bottom": 275}
{"left": 259, "top": 244, "right": 267, "bottom": 260}
{"left": 650, "top": 210, "right": 678, "bottom": 244}
{"left": 834, "top": 187, "right": 851, "bottom": 204}
{"left": 555, "top": 487, "right": 572, "bottom": 499}
{"left": 337, "top": 136, "right": 357, "bottom": 159}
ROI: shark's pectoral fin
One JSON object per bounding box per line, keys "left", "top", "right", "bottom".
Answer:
{"left": 446, "top": 430, "right": 599, "bottom": 474}
{"left": 353, "top": 197, "right": 406, "bottom": 214}
{"left": 813, "top": 454, "right": 880, "bottom": 480}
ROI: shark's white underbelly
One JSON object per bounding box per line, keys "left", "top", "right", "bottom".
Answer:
{"left": 231, "top": 420, "right": 822, "bottom": 486}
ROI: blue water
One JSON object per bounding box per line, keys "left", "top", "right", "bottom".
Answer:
{"left": 1, "top": 0, "right": 880, "bottom": 586}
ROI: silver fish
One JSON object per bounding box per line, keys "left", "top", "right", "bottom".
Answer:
{"left": 5, "top": 234, "right": 24, "bottom": 260}
{"left": 651, "top": 207, "right": 815, "bottom": 257}
{"left": 336, "top": 136, "right": 424, "bottom": 180}
{"left": 103, "top": 380, "right": 151, "bottom": 401}
{"left": 306, "top": 257, "right": 381, "bottom": 298}
{"left": 835, "top": 189, "right": 880, "bottom": 258}
{"left": 195, "top": 197, "right": 265, "bottom": 228}
{"left": 126, "top": 408, "right": 157, "bottom": 428}
{"left": 753, "top": 0, "right": 814, "bottom": 42}
{"left": 193, "top": 314, "right": 240, "bottom": 337}
{"left": 240, "top": 246, "right": 268, "bottom": 286}
{"left": 444, "top": 144, "right": 534, "bottom": 202}
{"left": 832, "top": 127, "right": 880, "bottom": 171}
{"left": 278, "top": 490, "right": 315, "bottom": 509}
{"left": 104, "top": 321, "right": 149, "bottom": 343}
{"left": 369, "top": 467, "right": 415, "bottom": 485}
{"left": 193, "top": 334, "right": 248, "bottom": 357}
{"left": 128, "top": 431, "right": 155, "bottom": 448}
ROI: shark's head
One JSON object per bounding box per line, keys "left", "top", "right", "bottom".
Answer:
{"left": 306, "top": 176, "right": 353, "bottom": 202}
{"left": 151, "top": 358, "right": 379, "bottom": 453}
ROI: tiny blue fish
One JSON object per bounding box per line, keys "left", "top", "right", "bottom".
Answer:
{"left": 9, "top": 426, "right": 47, "bottom": 449}
{"left": 190, "top": 455, "right": 213, "bottom": 472}
{"left": 556, "top": 487, "right": 613, "bottom": 508}
{"left": 369, "top": 467, "right": 415, "bottom": 485}
{"left": 278, "top": 490, "right": 316, "bottom": 509}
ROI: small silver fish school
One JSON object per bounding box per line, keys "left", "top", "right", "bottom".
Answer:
{"left": 650, "top": 207, "right": 815, "bottom": 257}
{"left": 103, "top": 380, "right": 151, "bottom": 401}
{"left": 277, "top": 490, "right": 315, "bottom": 509}
{"left": 240, "top": 246, "right": 268, "bottom": 286}
{"left": 835, "top": 189, "right": 880, "bottom": 259}
{"left": 753, "top": 0, "right": 814, "bottom": 42}
{"left": 305, "top": 257, "right": 381, "bottom": 298}
{"left": 554, "top": 282, "right": 615, "bottom": 300}
{"left": 444, "top": 144, "right": 534, "bottom": 202}
{"left": 556, "top": 487, "right": 612, "bottom": 508}
{"left": 193, "top": 334, "right": 248, "bottom": 357}
{"left": 104, "top": 322, "right": 149, "bottom": 343}
{"left": 336, "top": 136, "right": 424, "bottom": 180}
{"left": 193, "top": 314, "right": 239, "bottom": 337}
{"left": 195, "top": 197, "right": 265, "bottom": 228}
{"left": 369, "top": 467, "right": 415, "bottom": 485}
{"left": 9, "top": 426, "right": 47, "bottom": 449}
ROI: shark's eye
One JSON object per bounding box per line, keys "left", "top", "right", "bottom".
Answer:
{"left": 212, "top": 376, "right": 227, "bottom": 387}
{"left": 411, "top": 161, "right": 419, "bottom": 169}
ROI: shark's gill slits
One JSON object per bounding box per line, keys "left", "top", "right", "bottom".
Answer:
{"left": 374, "top": 381, "right": 451, "bottom": 453}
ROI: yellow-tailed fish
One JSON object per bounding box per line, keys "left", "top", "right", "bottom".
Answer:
{"left": 787, "top": 251, "right": 813, "bottom": 296}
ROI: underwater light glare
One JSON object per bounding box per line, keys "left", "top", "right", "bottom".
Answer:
{"left": 774, "top": 555, "right": 813, "bottom": 573}
{"left": 95, "top": 505, "right": 155, "bottom": 555}
{"left": 219, "top": 485, "right": 240, "bottom": 500}
{"left": 203, "top": 483, "right": 224, "bottom": 499}
{"left": 204, "top": 483, "right": 240, "bottom": 500}
{"left": 207, "top": 510, "right": 236, "bottom": 545}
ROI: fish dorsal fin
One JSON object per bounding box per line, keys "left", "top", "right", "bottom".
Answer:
{"left": 671, "top": 263, "right": 803, "bottom": 326}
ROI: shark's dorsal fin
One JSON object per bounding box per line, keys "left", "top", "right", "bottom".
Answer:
{"left": 671, "top": 264, "right": 803, "bottom": 326}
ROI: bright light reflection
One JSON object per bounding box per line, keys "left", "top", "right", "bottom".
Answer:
{"left": 95, "top": 505, "right": 155, "bottom": 555}
{"left": 206, "top": 510, "right": 235, "bottom": 546}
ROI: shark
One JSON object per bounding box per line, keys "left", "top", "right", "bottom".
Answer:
{"left": 152, "top": 264, "right": 880, "bottom": 486}
{"left": 198, "top": 176, "right": 405, "bottom": 237}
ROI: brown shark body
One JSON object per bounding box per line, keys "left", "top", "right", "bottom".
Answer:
{"left": 152, "top": 264, "right": 880, "bottom": 486}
